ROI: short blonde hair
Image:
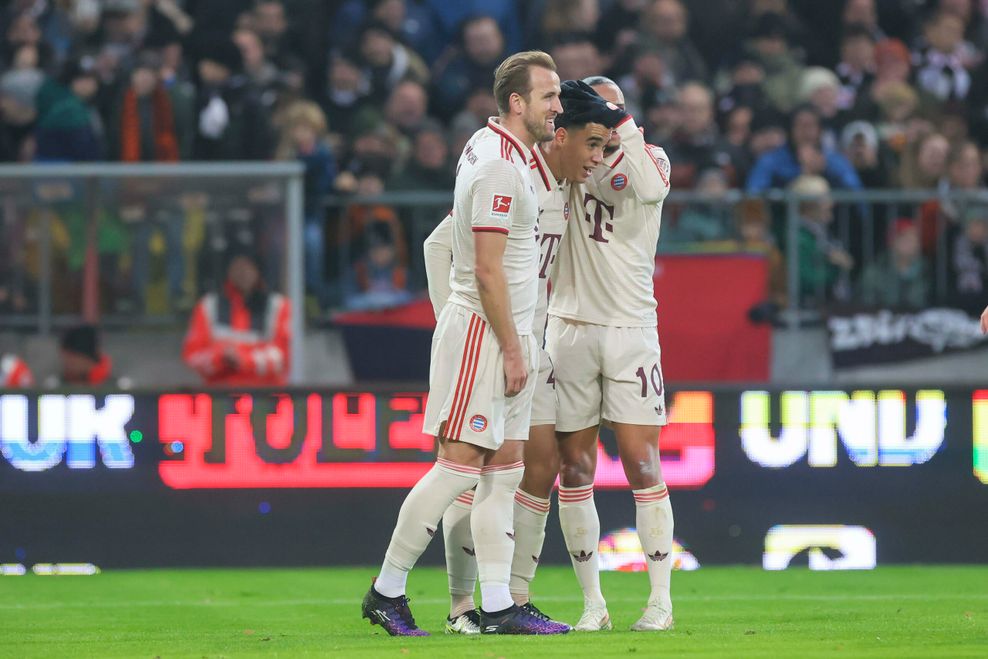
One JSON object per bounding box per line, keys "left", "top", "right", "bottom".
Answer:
{"left": 493, "top": 50, "right": 556, "bottom": 114}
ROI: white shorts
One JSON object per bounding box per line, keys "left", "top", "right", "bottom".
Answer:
{"left": 423, "top": 304, "right": 539, "bottom": 450}
{"left": 545, "top": 316, "right": 667, "bottom": 432}
{"left": 530, "top": 347, "right": 556, "bottom": 427}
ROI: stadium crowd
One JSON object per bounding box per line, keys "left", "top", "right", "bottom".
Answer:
{"left": 2, "top": 0, "right": 988, "bottom": 318}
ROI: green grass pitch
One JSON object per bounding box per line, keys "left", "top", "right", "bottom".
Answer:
{"left": 1, "top": 566, "right": 985, "bottom": 657}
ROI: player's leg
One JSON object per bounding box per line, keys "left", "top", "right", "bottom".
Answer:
{"left": 475, "top": 335, "right": 568, "bottom": 635}
{"left": 601, "top": 325, "right": 674, "bottom": 631}
{"left": 442, "top": 488, "right": 479, "bottom": 634}
{"left": 508, "top": 351, "right": 559, "bottom": 610}
{"left": 362, "top": 306, "right": 489, "bottom": 636}
{"left": 547, "top": 317, "right": 611, "bottom": 631}
{"left": 557, "top": 425, "right": 610, "bottom": 630}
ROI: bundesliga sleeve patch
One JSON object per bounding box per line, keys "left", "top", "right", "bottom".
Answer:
{"left": 490, "top": 194, "right": 513, "bottom": 219}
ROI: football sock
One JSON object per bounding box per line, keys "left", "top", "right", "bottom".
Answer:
{"left": 509, "top": 489, "right": 551, "bottom": 605}
{"left": 472, "top": 461, "right": 524, "bottom": 613}
{"left": 375, "top": 458, "right": 481, "bottom": 598}
{"left": 558, "top": 484, "right": 605, "bottom": 607}
{"left": 443, "top": 488, "right": 478, "bottom": 617}
{"left": 634, "top": 483, "right": 674, "bottom": 609}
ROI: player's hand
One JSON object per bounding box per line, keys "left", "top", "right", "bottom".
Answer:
{"left": 560, "top": 80, "right": 628, "bottom": 129}
{"left": 981, "top": 305, "right": 988, "bottom": 334}
{"left": 503, "top": 349, "right": 528, "bottom": 398}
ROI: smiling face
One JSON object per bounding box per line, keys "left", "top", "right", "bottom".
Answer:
{"left": 556, "top": 122, "right": 609, "bottom": 182}
{"left": 590, "top": 82, "right": 625, "bottom": 156}
{"left": 519, "top": 66, "right": 563, "bottom": 143}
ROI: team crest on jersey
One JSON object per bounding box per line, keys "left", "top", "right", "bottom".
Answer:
{"left": 611, "top": 173, "right": 628, "bottom": 191}
{"left": 563, "top": 202, "right": 570, "bottom": 220}
{"left": 490, "top": 194, "right": 513, "bottom": 219}
{"left": 469, "top": 415, "right": 488, "bottom": 432}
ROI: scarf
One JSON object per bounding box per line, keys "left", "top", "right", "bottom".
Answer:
{"left": 120, "top": 85, "right": 179, "bottom": 162}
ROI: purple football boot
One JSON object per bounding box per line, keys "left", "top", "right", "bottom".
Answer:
{"left": 361, "top": 583, "right": 430, "bottom": 636}
{"left": 480, "top": 604, "right": 571, "bottom": 635}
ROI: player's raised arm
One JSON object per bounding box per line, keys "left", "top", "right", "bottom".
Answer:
{"left": 471, "top": 160, "right": 527, "bottom": 397}
{"left": 613, "top": 114, "right": 672, "bottom": 204}
{"left": 423, "top": 214, "right": 454, "bottom": 319}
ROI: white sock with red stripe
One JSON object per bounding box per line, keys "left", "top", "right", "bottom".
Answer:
{"left": 558, "top": 484, "right": 605, "bottom": 607}
{"left": 471, "top": 461, "right": 524, "bottom": 613}
{"left": 633, "top": 483, "right": 674, "bottom": 610}
{"left": 375, "top": 458, "right": 481, "bottom": 598}
{"left": 443, "top": 488, "right": 477, "bottom": 617}
{"left": 509, "top": 489, "right": 551, "bottom": 605}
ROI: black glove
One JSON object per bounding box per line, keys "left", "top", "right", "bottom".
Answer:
{"left": 557, "top": 79, "right": 629, "bottom": 130}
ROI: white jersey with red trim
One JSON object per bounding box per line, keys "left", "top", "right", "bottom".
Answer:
{"left": 447, "top": 117, "right": 540, "bottom": 335}
{"left": 549, "top": 115, "right": 671, "bottom": 328}
{"left": 528, "top": 143, "right": 574, "bottom": 346}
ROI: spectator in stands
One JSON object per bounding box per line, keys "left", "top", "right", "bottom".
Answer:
{"left": 637, "top": 0, "right": 708, "bottom": 85}
{"left": 797, "top": 67, "right": 843, "bottom": 147}
{"left": 716, "top": 55, "right": 769, "bottom": 120}
{"left": 34, "top": 75, "right": 102, "bottom": 162}
{"left": 859, "top": 219, "right": 930, "bottom": 309}
{"left": 322, "top": 53, "right": 371, "bottom": 139}
{"left": 836, "top": 24, "right": 876, "bottom": 113}
{"left": 842, "top": 0, "right": 886, "bottom": 45}
{"left": 193, "top": 37, "right": 274, "bottom": 160}
{"left": 109, "top": 51, "right": 180, "bottom": 162}
{"left": 62, "top": 60, "right": 107, "bottom": 155}
{"left": 183, "top": 250, "right": 292, "bottom": 386}
{"left": 742, "top": 11, "right": 805, "bottom": 113}
{"left": 747, "top": 104, "right": 862, "bottom": 192}
{"left": 431, "top": 15, "right": 504, "bottom": 119}
{"left": 233, "top": 27, "right": 280, "bottom": 95}
{"left": 949, "top": 205, "right": 988, "bottom": 314}
{"left": 384, "top": 79, "right": 429, "bottom": 138}
{"left": 0, "top": 68, "right": 43, "bottom": 161}
{"left": 539, "top": 0, "right": 601, "bottom": 45}
{"left": 872, "top": 81, "right": 927, "bottom": 162}
{"left": 332, "top": 0, "right": 440, "bottom": 64}
{"left": 791, "top": 175, "right": 854, "bottom": 305}
{"left": 275, "top": 101, "right": 336, "bottom": 309}
{"left": 344, "top": 215, "right": 413, "bottom": 311}
{"left": 840, "top": 120, "right": 894, "bottom": 188}
{"left": 3, "top": 9, "right": 53, "bottom": 74}
{"left": 911, "top": 10, "right": 977, "bottom": 102}
{"left": 449, "top": 87, "right": 498, "bottom": 137}
{"left": 918, "top": 140, "right": 985, "bottom": 255}
{"left": 54, "top": 324, "right": 119, "bottom": 387}
{"left": 356, "top": 20, "right": 429, "bottom": 104}
{"left": 665, "top": 168, "right": 732, "bottom": 242}
{"left": 665, "top": 82, "right": 737, "bottom": 188}
{"left": 550, "top": 36, "right": 603, "bottom": 84}
{"left": 388, "top": 120, "right": 453, "bottom": 191}
{"left": 1, "top": 352, "right": 33, "bottom": 388}
{"left": 899, "top": 131, "right": 950, "bottom": 189}
{"left": 617, "top": 46, "right": 673, "bottom": 122}
{"left": 733, "top": 198, "right": 787, "bottom": 309}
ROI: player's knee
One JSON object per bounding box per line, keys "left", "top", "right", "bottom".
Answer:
{"left": 559, "top": 451, "right": 594, "bottom": 486}
{"left": 520, "top": 458, "right": 558, "bottom": 498}
{"left": 621, "top": 455, "right": 662, "bottom": 490}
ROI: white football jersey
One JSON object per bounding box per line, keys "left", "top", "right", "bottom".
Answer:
{"left": 446, "top": 118, "right": 540, "bottom": 335}
{"left": 549, "top": 115, "right": 671, "bottom": 328}
{"left": 426, "top": 142, "right": 575, "bottom": 344}
{"left": 529, "top": 143, "right": 575, "bottom": 346}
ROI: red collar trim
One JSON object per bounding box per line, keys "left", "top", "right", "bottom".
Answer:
{"left": 487, "top": 118, "right": 528, "bottom": 165}
{"left": 530, "top": 146, "right": 553, "bottom": 192}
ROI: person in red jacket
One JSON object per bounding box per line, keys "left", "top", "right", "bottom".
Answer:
{"left": 57, "top": 325, "right": 115, "bottom": 386}
{"left": 183, "top": 251, "right": 292, "bottom": 386}
{"left": 1, "top": 353, "right": 33, "bottom": 387}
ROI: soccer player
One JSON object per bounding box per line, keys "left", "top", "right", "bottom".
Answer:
{"left": 424, "top": 81, "right": 624, "bottom": 634}
{"left": 361, "top": 51, "right": 566, "bottom": 637}
{"left": 546, "top": 75, "right": 675, "bottom": 632}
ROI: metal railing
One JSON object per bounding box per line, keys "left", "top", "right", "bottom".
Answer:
{"left": 0, "top": 162, "right": 306, "bottom": 381}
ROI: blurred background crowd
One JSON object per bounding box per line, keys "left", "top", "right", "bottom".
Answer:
{"left": 2, "top": 0, "right": 988, "bottom": 326}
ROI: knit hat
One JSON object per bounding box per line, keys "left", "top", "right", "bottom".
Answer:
{"left": 841, "top": 120, "right": 879, "bottom": 152}
{"left": 60, "top": 325, "right": 100, "bottom": 361}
